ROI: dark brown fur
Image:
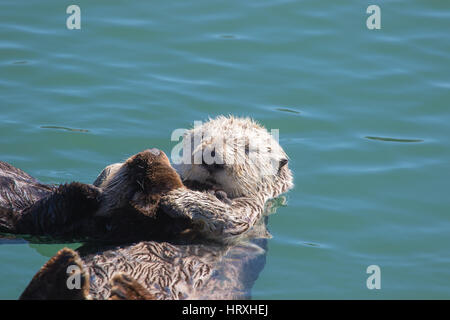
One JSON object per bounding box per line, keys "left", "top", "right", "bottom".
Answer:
{"left": 0, "top": 149, "right": 190, "bottom": 242}
{"left": 98, "top": 149, "right": 184, "bottom": 219}
{"left": 20, "top": 248, "right": 90, "bottom": 300}
{"left": 20, "top": 248, "right": 157, "bottom": 300}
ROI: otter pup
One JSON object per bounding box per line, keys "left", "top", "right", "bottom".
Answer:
{"left": 0, "top": 149, "right": 190, "bottom": 242}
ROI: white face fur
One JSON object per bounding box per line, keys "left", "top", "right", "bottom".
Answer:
{"left": 175, "top": 116, "right": 293, "bottom": 199}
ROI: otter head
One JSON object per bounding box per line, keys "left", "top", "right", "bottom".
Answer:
{"left": 96, "top": 149, "right": 184, "bottom": 217}
{"left": 176, "top": 116, "right": 293, "bottom": 200}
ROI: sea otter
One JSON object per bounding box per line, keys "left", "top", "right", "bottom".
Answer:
{"left": 0, "top": 149, "right": 192, "bottom": 242}
{"left": 10, "top": 116, "right": 293, "bottom": 300}
{"left": 66, "top": 116, "right": 291, "bottom": 300}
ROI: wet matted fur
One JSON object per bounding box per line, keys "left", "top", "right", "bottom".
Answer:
{"left": 8, "top": 116, "right": 294, "bottom": 300}
{"left": 0, "top": 149, "right": 191, "bottom": 242}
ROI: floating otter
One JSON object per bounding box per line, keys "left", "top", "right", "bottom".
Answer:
{"left": 5, "top": 116, "right": 293, "bottom": 300}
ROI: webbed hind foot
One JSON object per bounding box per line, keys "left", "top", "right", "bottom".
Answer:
{"left": 20, "top": 248, "right": 90, "bottom": 300}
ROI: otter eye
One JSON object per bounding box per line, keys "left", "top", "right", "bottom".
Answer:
{"left": 211, "top": 149, "right": 216, "bottom": 158}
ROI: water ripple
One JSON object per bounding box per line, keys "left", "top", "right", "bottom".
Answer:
{"left": 40, "top": 126, "right": 89, "bottom": 133}
{"left": 365, "top": 136, "right": 424, "bottom": 143}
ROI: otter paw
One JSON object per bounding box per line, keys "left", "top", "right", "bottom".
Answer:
{"left": 109, "top": 273, "right": 155, "bottom": 300}
{"left": 20, "top": 248, "right": 90, "bottom": 300}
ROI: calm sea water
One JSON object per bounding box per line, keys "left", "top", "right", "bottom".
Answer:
{"left": 1, "top": 0, "right": 449, "bottom": 299}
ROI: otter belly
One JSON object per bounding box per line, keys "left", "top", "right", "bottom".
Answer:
{"left": 79, "top": 238, "right": 267, "bottom": 300}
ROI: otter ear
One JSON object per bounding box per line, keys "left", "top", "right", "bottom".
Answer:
{"left": 130, "top": 192, "right": 160, "bottom": 218}
{"left": 278, "top": 158, "right": 288, "bottom": 173}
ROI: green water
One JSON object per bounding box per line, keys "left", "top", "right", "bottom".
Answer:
{"left": 1, "top": 0, "right": 449, "bottom": 299}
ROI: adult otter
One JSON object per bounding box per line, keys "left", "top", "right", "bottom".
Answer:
{"left": 10, "top": 116, "right": 293, "bottom": 299}
{"left": 0, "top": 149, "right": 190, "bottom": 242}
{"left": 61, "top": 116, "right": 291, "bottom": 300}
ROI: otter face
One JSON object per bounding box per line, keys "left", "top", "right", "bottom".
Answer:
{"left": 176, "top": 116, "right": 293, "bottom": 199}
{"left": 96, "top": 149, "right": 184, "bottom": 217}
